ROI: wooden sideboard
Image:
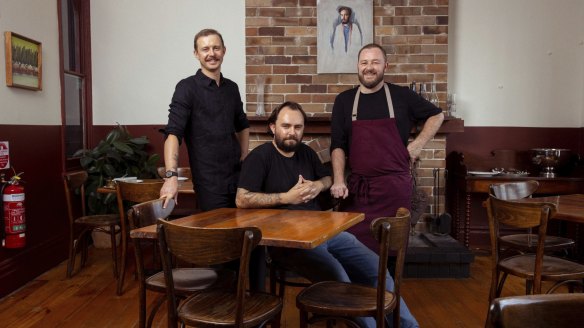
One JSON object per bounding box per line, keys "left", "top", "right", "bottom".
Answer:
{"left": 447, "top": 151, "right": 584, "bottom": 248}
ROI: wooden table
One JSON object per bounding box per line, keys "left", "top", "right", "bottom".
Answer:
{"left": 130, "top": 207, "right": 365, "bottom": 249}
{"left": 97, "top": 179, "right": 195, "bottom": 194}
{"left": 449, "top": 173, "right": 584, "bottom": 248}
{"left": 518, "top": 194, "right": 584, "bottom": 224}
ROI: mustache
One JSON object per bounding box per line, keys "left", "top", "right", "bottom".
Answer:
{"left": 205, "top": 56, "right": 219, "bottom": 61}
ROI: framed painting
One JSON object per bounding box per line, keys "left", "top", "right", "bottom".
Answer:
{"left": 4, "top": 31, "right": 42, "bottom": 91}
{"left": 317, "top": 0, "right": 373, "bottom": 74}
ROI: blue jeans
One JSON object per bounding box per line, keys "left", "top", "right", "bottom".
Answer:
{"left": 270, "top": 232, "right": 419, "bottom": 328}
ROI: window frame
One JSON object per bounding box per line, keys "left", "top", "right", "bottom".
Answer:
{"left": 58, "top": 0, "right": 93, "bottom": 171}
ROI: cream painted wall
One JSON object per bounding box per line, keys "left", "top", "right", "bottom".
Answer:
{"left": 0, "top": 0, "right": 61, "bottom": 125}
{"left": 91, "top": 0, "right": 245, "bottom": 125}
{"left": 448, "top": 0, "right": 584, "bottom": 127}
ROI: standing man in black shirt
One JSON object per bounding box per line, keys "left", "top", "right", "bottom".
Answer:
{"left": 160, "top": 28, "right": 249, "bottom": 211}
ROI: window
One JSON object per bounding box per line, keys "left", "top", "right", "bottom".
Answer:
{"left": 59, "top": 0, "right": 92, "bottom": 168}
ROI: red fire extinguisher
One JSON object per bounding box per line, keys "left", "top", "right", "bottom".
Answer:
{"left": 2, "top": 173, "right": 26, "bottom": 248}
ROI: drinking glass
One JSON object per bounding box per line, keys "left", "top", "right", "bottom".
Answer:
{"left": 446, "top": 93, "right": 457, "bottom": 117}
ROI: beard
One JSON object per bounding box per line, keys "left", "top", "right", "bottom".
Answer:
{"left": 274, "top": 134, "right": 301, "bottom": 153}
{"left": 358, "top": 69, "right": 384, "bottom": 89}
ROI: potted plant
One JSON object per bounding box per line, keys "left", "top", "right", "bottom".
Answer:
{"left": 74, "top": 124, "right": 160, "bottom": 215}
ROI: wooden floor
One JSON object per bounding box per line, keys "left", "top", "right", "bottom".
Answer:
{"left": 0, "top": 247, "right": 568, "bottom": 327}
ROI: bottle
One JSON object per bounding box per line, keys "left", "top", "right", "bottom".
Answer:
{"left": 430, "top": 83, "right": 440, "bottom": 107}
{"left": 420, "top": 83, "right": 427, "bottom": 100}
{"left": 410, "top": 81, "right": 417, "bottom": 94}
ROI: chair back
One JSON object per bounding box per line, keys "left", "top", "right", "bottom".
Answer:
{"left": 370, "top": 207, "right": 411, "bottom": 328}
{"left": 489, "top": 180, "right": 539, "bottom": 200}
{"left": 486, "top": 195, "right": 556, "bottom": 297}
{"left": 157, "top": 219, "right": 262, "bottom": 326}
{"left": 63, "top": 171, "right": 89, "bottom": 222}
{"left": 157, "top": 167, "right": 192, "bottom": 179}
{"left": 128, "top": 198, "right": 175, "bottom": 230}
{"left": 487, "top": 293, "right": 584, "bottom": 328}
{"left": 115, "top": 180, "right": 163, "bottom": 221}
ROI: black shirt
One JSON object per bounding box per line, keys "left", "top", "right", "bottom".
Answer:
{"left": 238, "top": 142, "right": 331, "bottom": 210}
{"left": 330, "top": 82, "right": 442, "bottom": 155}
{"left": 163, "top": 69, "right": 249, "bottom": 194}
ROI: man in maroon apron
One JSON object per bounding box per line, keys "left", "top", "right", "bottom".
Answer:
{"left": 331, "top": 43, "right": 444, "bottom": 253}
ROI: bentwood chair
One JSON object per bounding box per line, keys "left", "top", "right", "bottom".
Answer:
{"left": 128, "top": 198, "right": 235, "bottom": 328}
{"left": 489, "top": 181, "right": 575, "bottom": 255}
{"left": 156, "top": 166, "right": 198, "bottom": 217}
{"left": 157, "top": 219, "right": 282, "bottom": 328}
{"left": 486, "top": 195, "right": 584, "bottom": 303}
{"left": 486, "top": 293, "right": 584, "bottom": 328}
{"left": 296, "top": 208, "right": 411, "bottom": 328}
{"left": 115, "top": 180, "right": 164, "bottom": 295}
{"left": 63, "top": 171, "right": 121, "bottom": 278}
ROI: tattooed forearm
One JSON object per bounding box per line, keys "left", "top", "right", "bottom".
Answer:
{"left": 236, "top": 188, "right": 283, "bottom": 208}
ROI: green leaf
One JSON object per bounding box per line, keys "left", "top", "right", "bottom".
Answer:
{"left": 129, "top": 137, "right": 149, "bottom": 145}
{"left": 80, "top": 157, "right": 94, "bottom": 168}
{"left": 113, "top": 141, "right": 134, "bottom": 154}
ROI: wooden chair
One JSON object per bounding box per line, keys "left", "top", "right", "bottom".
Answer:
{"left": 128, "top": 198, "right": 235, "bottom": 328}
{"left": 157, "top": 167, "right": 192, "bottom": 179}
{"left": 63, "top": 171, "right": 121, "bottom": 278}
{"left": 295, "top": 208, "right": 411, "bottom": 328}
{"left": 486, "top": 195, "right": 584, "bottom": 303}
{"left": 156, "top": 166, "right": 198, "bottom": 217}
{"left": 157, "top": 219, "right": 283, "bottom": 327}
{"left": 486, "top": 293, "right": 584, "bottom": 328}
{"left": 489, "top": 181, "right": 575, "bottom": 254}
{"left": 115, "top": 180, "right": 164, "bottom": 295}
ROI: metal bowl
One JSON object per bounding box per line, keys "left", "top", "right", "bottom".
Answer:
{"left": 531, "top": 148, "right": 571, "bottom": 177}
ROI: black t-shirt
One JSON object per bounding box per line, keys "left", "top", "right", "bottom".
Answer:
{"left": 330, "top": 82, "right": 442, "bottom": 155}
{"left": 238, "top": 142, "right": 331, "bottom": 210}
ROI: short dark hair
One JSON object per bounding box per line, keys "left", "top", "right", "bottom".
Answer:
{"left": 338, "top": 6, "right": 352, "bottom": 16}
{"left": 267, "top": 101, "right": 308, "bottom": 135}
{"left": 194, "top": 29, "right": 225, "bottom": 51}
{"left": 358, "top": 43, "right": 388, "bottom": 61}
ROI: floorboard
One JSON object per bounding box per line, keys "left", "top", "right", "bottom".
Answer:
{"left": 0, "top": 247, "right": 573, "bottom": 327}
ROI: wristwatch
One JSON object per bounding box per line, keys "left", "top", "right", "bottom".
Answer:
{"left": 165, "top": 170, "right": 178, "bottom": 178}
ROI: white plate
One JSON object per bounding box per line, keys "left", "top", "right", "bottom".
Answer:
{"left": 468, "top": 171, "right": 499, "bottom": 176}
{"left": 113, "top": 177, "right": 138, "bottom": 182}
{"left": 177, "top": 177, "right": 188, "bottom": 181}
{"left": 129, "top": 179, "right": 143, "bottom": 183}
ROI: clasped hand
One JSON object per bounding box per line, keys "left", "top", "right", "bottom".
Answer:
{"left": 285, "top": 175, "right": 322, "bottom": 204}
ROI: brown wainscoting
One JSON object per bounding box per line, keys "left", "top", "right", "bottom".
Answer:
{"left": 446, "top": 126, "right": 584, "bottom": 249}
{"left": 0, "top": 125, "right": 68, "bottom": 298}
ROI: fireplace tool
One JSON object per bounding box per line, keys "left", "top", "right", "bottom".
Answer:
{"left": 433, "top": 168, "right": 452, "bottom": 235}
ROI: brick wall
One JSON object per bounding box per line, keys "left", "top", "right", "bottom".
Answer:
{"left": 245, "top": 0, "right": 449, "bottom": 216}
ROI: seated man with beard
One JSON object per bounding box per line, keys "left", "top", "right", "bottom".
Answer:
{"left": 236, "top": 101, "right": 419, "bottom": 328}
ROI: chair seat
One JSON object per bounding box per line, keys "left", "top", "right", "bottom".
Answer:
{"left": 500, "top": 234, "right": 575, "bottom": 252}
{"left": 75, "top": 214, "right": 120, "bottom": 226}
{"left": 500, "top": 254, "right": 584, "bottom": 281}
{"left": 178, "top": 290, "right": 282, "bottom": 327}
{"left": 146, "top": 268, "right": 235, "bottom": 295}
{"left": 296, "top": 281, "right": 396, "bottom": 317}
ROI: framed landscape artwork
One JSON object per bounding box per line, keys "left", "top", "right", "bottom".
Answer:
{"left": 4, "top": 31, "right": 42, "bottom": 91}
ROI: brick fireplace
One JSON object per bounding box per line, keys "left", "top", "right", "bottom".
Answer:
{"left": 244, "top": 0, "right": 453, "bottom": 217}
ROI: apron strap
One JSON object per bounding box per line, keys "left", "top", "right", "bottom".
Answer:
{"left": 352, "top": 83, "right": 395, "bottom": 121}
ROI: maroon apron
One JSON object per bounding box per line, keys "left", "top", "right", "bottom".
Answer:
{"left": 341, "top": 84, "right": 412, "bottom": 253}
